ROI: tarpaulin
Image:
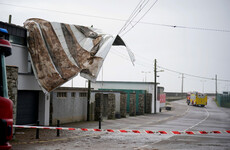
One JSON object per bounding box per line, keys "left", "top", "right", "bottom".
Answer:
{"left": 24, "top": 18, "right": 135, "bottom": 93}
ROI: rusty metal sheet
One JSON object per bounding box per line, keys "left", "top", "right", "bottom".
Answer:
{"left": 24, "top": 18, "right": 134, "bottom": 93}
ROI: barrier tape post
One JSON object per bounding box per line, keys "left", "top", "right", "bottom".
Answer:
{"left": 36, "top": 120, "right": 39, "bottom": 139}
{"left": 99, "top": 114, "right": 102, "bottom": 129}
{"left": 57, "top": 120, "right": 60, "bottom": 137}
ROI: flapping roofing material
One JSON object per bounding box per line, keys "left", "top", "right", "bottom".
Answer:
{"left": 24, "top": 18, "right": 135, "bottom": 93}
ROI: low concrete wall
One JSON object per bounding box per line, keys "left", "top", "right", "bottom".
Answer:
{"left": 166, "top": 92, "right": 187, "bottom": 101}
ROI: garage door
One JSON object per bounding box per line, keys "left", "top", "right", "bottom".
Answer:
{"left": 16, "top": 91, "right": 39, "bottom": 125}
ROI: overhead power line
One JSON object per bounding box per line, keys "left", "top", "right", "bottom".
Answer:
{"left": 1, "top": 2, "right": 230, "bottom": 33}
{"left": 118, "top": 0, "right": 150, "bottom": 34}
{"left": 121, "top": 0, "right": 159, "bottom": 36}
{"left": 118, "top": 0, "right": 152, "bottom": 35}
{"left": 157, "top": 65, "right": 230, "bottom": 82}
{"left": 138, "top": 22, "right": 230, "bottom": 33}
{"left": 110, "top": 48, "right": 230, "bottom": 83}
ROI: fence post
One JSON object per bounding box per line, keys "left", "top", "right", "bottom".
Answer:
{"left": 99, "top": 114, "right": 102, "bottom": 129}
{"left": 57, "top": 120, "right": 60, "bottom": 137}
{"left": 36, "top": 120, "right": 39, "bottom": 139}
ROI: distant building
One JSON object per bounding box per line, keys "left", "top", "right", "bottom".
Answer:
{"left": 91, "top": 81, "right": 161, "bottom": 113}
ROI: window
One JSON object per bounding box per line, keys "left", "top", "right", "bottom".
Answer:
{"left": 9, "top": 35, "right": 26, "bottom": 45}
{"left": 79, "top": 92, "right": 87, "bottom": 97}
{"left": 71, "top": 92, "right": 76, "bottom": 98}
{"left": 57, "top": 92, "right": 67, "bottom": 98}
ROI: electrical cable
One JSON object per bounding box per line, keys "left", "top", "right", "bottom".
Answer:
{"left": 121, "top": 0, "right": 158, "bottom": 36}
{"left": 118, "top": 0, "right": 148, "bottom": 34}
{"left": 138, "top": 22, "right": 230, "bottom": 33}
{"left": 1, "top": 2, "right": 230, "bottom": 33}
{"left": 118, "top": 0, "right": 151, "bottom": 35}
{"left": 157, "top": 65, "right": 230, "bottom": 82}
{"left": 111, "top": 48, "right": 230, "bottom": 83}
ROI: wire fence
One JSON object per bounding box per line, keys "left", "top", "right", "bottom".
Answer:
{"left": 217, "top": 94, "right": 230, "bottom": 108}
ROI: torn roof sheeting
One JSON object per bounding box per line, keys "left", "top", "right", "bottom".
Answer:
{"left": 24, "top": 18, "right": 135, "bottom": 93}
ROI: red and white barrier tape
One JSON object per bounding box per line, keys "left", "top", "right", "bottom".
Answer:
{"left": 13, "top": 125, "right": 230, "bottom": 135}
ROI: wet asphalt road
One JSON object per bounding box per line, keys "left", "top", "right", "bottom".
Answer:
{"left": 12, "top": 98, "right": 230, "bottom": 150}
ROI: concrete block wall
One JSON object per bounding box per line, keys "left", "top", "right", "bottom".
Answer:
{"left": 120, "top": 93, "right": 127, "bottom": 118}
{"left": 6, "top": 66, "right": 18, "bottom": 125}
{"left": 129, "top": 93, "right": 136, "bottom": 116}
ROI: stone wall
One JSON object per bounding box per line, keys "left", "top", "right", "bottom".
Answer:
{"left": 6, "top": 66, "right": 18, "bottom": 125}
{"left": 107, "top": 94, "right": 115, "bottom": 119}
{"left": 145, "top": 93, "right": 152, "bottom": 114}
{"left": 94, "top": 93, "right": 103, "bottom": 121}
{"left": 129, "top": 93, "right": 136, "bottom": 116}
{"left": 120, "top": 93, "right": 127, "bottom": 118}
{"left": 138, "top": 94, "right": 145, "bottom": 115}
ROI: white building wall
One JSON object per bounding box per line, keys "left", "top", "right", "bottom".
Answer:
{"left": 38, "top": 92, "right": 50, "bottom": 125}
{"left": 6, "top": 44, "right": 48, "bottom": 125}
{"left": 5, "top": 44, "right": 28, "bottom": 73}
{"left": 5, "top": 44, "right": 40, "bottom": 90}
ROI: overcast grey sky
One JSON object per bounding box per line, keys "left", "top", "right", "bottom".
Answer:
{"left": 1, "top": 0, "right": 230, "bottom": 93}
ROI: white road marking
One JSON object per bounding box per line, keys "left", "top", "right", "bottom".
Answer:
{"left": 151, "top": 101, "right": 210, "bottom": 145}
{"left": 184, "top": 107, "right": 210, "bottom": 131}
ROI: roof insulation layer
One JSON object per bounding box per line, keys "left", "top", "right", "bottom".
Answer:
{"left": 24, "top": 18, "right": 134, "bottom": 93}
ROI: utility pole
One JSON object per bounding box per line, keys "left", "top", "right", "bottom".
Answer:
{"left": 87, "top": 80, "right": 91, "bottom": 121}
{"left": 154, "top": 59, "right": 157, "bottom": 114}
{"left": 154, "top": 59, "right": 163, "bottom": 114}
{"left": 178, "top": 73, "right": 185, "bottom": 99}
{"left": 8, "top": 15, "right": 12, "bottom": 24}
{"left": 215, "top": 75, "right": 217, "bottom": 99}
